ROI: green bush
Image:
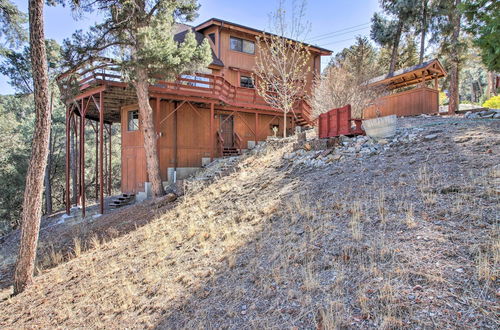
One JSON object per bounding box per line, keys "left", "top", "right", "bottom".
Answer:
{"left": 482, "top": 95, "right": 500, "bottom": 109}
{"left": 439, "top": 91, "right": 448, "bottom": 106}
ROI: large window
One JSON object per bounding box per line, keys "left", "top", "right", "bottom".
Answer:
{"left": 127, "top": 110, "right": 139, "bottom": 131}
{"left": 240, "top": 75, "right": 254, "bottom": 88}
{"left": 230, "top": 37, "right": 255, "bottom": 54}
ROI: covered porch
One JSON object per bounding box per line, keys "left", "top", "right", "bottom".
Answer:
{"left": 363, "top": 59, "right": 447, "bottom": 118}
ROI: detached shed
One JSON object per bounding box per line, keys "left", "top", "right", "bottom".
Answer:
{"left": 363, "top": 59, "right": 447, "bottom": 119}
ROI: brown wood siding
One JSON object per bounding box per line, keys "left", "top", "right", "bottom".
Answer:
{"left": 120, "top": 100, "right": 292, "bottom": 192}
{"left": 120, "top": 105, "right": 148, "bottom": 193}
{"left": 363, "top": 87, "right": 439, "bottom": 119}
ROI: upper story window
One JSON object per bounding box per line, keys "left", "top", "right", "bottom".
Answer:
{"left": 240, "top": 76, "right": 254, "bottom": 88}
{"left": 127, "top": 110, "right": 139, "bottom": 131}
{"left": 208, "top": 33, "right": 216, "bottom": 44}
{"left": 230, "top": 37, "right": 255, "bottom": 54}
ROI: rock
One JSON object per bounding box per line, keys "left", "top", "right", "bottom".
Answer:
{"left": 413, "top": 285, "right": 423, "bottom": 291}
{"left": 494, "top": 113, "right": 500, "bottom": 119}
{"left": 303, "top": 143, "right": 312, "bottom": 151}
{"left": 455, "top": 268, "right": 464, "bottom": 273}
{"left": 464, "top": 111, "right": 472, "bottom": 118}
{"left": 347, "top": 147, "right": 356, "bottom": 153}
{"left": 327, "top": 154, "right": 342, "bottom": 162}
{"left": 378, "top": 139, "right": 388, "bottom": 145}
{"left": 424, "top": 134, "right": 438, "bottom": 141}
{"left": 283, "top": 152, "right": 295, "bottom": 160}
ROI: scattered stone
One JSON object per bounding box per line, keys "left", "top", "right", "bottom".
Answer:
{"left": 303, "top": 143, "right": 312, "bottom": 151}
{"left": 413, "top": 285, "right": 424, "bottom": 291}
{"left": 455, "top": 268, "right": 464, "bottom": 273}
{"left": 424, "top": 134, "right": 438, "bottom": 141}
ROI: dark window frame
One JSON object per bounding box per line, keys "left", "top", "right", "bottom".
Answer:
{"left": 240, "top": 75, "right": 254, "bottom": 89}
{"left": 230, "top": 36, "right": 255, "bottom": 54}
{"left": 208, "top": 33, "right": 216, "bottom": 44}
{"left": 127, "top": 110, "right": 139, "bottom": 131}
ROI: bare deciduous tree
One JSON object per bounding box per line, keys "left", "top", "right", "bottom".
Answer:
{"left": 254, "top": 0, "right": 311, "bottom": 137}
{"left": 311, "top": 66, "right": 385, "bottom": 119}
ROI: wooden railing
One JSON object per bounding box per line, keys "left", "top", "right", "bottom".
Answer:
{"left": 73, "top": 63, "right": 313, "bottom": 123}
{"left": 216, "top": 130, "right": 224, "bottom": 157}
{"left": 234, "top": 132, "right": 243, "bottom": 152}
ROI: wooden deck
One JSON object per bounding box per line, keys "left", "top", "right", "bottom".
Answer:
{"left": 64, "top": 63, "right": 312, "bottom": 125}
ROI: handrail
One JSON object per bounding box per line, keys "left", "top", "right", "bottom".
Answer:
{"left": 70, "top": 63, "right": 313, "bottom": 124}
{"left": 216, "top": 130, "right": 224, "bottom": 157}
{"left": 234, "top": 132, "right": 243, "bottom": 152}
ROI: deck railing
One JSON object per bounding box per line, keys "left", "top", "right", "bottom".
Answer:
{"left": 73, "top": 63, "right": 312, "bottom": 124}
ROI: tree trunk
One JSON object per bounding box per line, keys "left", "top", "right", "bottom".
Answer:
{"left": 486, "top": 72, "right": 497, "bottom": 98}
{"left": 419, "top": 0, "right": 428, "bottom": 64}
{"left": 283, "top": 110, "right": 287, "bottom": 138}
{"left": 44, "top": 93, "right": 54, "bottom": 215}
{"left": 14, "top": 0, "right": 52, "bottom": 295}
{"left": 44, "top": 131, "right": 53, "bottom": 215}
{"left": 448, "top": 0, "right": 462, "bottom": 114}
{"left": 389, "top": 19, "right": 404, "bottom": 74}
{"left": 134, "top": 66, "right": 165, "bottom": 198}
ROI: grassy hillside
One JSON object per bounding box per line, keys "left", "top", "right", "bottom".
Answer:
{"left": 0, "top": 117, "right": 498, "bottom": 329}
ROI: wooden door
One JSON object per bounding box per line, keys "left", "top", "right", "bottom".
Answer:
{"left": 219, "top": 115, "right": 234, "bottom": 147}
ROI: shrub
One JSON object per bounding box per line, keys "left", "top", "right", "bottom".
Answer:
{"left": 482, "top": 95, "right": 500, "bottom": 109}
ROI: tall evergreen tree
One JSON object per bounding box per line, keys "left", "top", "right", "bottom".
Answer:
{"left": 432, "top": 0, "right": 464, "bottom": 114}
{"left": 0, "top": 0, "right": 27, "bottom": 50}
{"left": 14, "top": 0, "right": 52, "bottom": 295}
{"left": 371, "top": 0, "right": 420, "bottom": 74}
{"left": 461, "top": 0, "right": 499, "bottom": 72}
{"left": 63, "top": 0, "right": 212, "bottom": 197}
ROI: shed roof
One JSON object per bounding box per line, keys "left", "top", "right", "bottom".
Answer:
{"left": 367, "top": 59, "right": 447, "bottom": 90}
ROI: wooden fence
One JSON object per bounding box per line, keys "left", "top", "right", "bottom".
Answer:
{"left": 363, "top": 87, "right": 439, "bottom": 119}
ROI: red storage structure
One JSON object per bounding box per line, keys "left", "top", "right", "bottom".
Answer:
{"left": 318, "top": 104, "right": 364, "bottom": 139}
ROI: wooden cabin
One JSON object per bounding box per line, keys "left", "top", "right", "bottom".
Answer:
{"left": 363, "top": 59, "right": 447, "bottom": 118}
{"left": 60, "top": 18, "right": 332, "bottom": 215}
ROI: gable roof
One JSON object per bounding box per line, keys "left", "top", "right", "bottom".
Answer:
{"left": 173, "top": 23, "right": 224, "bottom": 67}
{"left": 367, "top": 59, "right": 447, "bottom": 90}
{"left": 194, "top": 18, "right": 332, "bottom": 56}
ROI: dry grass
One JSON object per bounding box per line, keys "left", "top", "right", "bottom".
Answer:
{"left": 0, "top": 117, "right": 499, "bottom": 329}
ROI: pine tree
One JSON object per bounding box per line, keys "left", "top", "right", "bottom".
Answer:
{"left": 371, "top": 0, "right": 420, "bottom": 74}
{"left": 13, "top": 0, "right": 52, "bottom": 295}
{"left": 461, "top": 0, "right": 499, "bottom": 72}
{"left": 63, "top": 0, "right": 212, "bottom": 197}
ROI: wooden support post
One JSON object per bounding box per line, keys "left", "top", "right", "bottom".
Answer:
{"left": 95, "top": 122, "right": 99, "bottom": 203}
{"left": 210, "top": 103, "right": 214, "bottom": 161}
{"left": 80, "top": 102, "right": 86, "bottom": 217}
{"left": 108, "top": 124, "right": 112, "bottom": 195}
{"left": 99, "top": 92, "right": 104, "bottom": 215}
{"left": 434, "top": 76, "right": 438, "bottom": 90}
{"left": 65, "top": 107, "right": 71, "bottom": 215}
{"left": 255, "top": 113, "right": 259, "bottom": 143}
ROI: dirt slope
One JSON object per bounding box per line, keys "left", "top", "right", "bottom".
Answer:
{"left": 0, "top": 117, "right": 498, "bottom": 329}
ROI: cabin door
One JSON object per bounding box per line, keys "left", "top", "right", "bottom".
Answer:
{"left": 219, "top": 115, "right": 234, "bottom": 148}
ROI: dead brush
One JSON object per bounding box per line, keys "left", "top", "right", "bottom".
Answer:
{"left": 405, "top": 203, "right": 416, "bottom": 228}
{"left": 349, "top": 201, "right": 363, "bottom": 241}
{"left": 417, "top": 164, "right": 437, "bottom": 205}
{"left": 377, "top": 189, "right": 387, "bottom": 224}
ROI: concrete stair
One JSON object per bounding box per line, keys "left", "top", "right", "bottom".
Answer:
{"left": 108, "top": 193, "right": 135, "bottom": 209}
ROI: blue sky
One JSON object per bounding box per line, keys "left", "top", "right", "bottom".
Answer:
{"left": 0, "top": 0, "right": 381, "bottom": 95}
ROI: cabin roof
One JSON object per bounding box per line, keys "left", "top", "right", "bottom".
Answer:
{"left": 194, "top": 17, "right": 333, "bottom": 55}
{"left": 366, "top": 59, "right": 447, "bottom": 90}
{"left": 173, "top": 23, "right": 224, "bottom": 67}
